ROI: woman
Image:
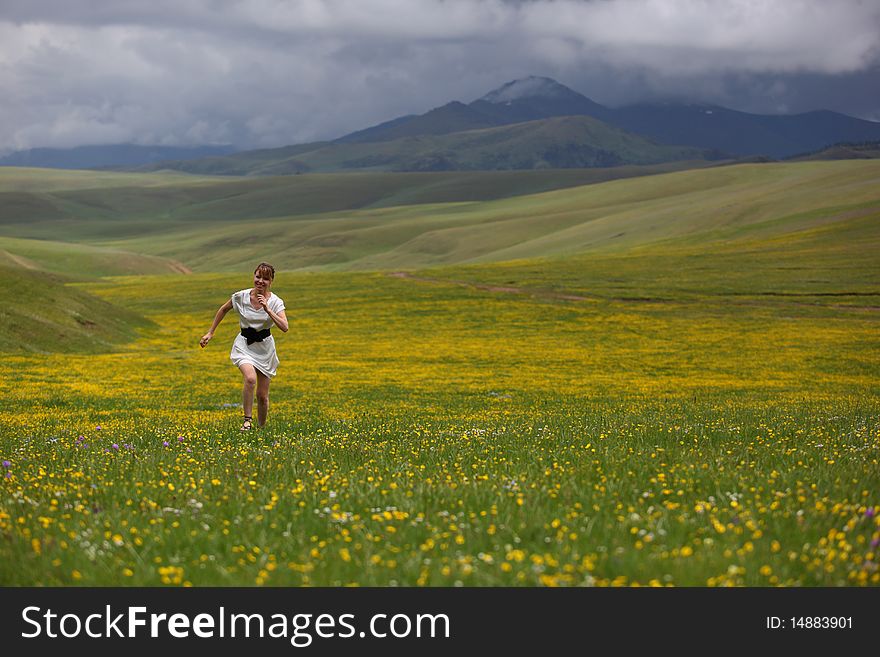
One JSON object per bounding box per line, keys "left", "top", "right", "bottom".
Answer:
{"left": 199, "top": 262, "right": 288, "bottom": 430}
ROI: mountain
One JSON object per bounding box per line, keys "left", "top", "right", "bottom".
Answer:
{"left": 326, "top": 115, "right": 710, "bottom": 171}
{"left": 133, "top": 115, "right": 713, "bottom": 175}
{"left": 8, "top": 78, "right": 880, "bottom": 175}
{"left": 336, "top": 102, "right": 497, "bottom": 143}
{"left": 334, "top": 76, "right": 880, "bottom": 159}
{"left": 470, "top": 75, "right": 612, "bottom": 124}
{"left": 131, "top": 77, "right": 718, "bottom": 174}
{"left": 114, "top": 76, "right": 880, "bottom": 175}
{"left": 607, "top": 104, "right": 880, "bottom": 159}
{"left": 0, "top": 143, "right": 237, "bottom": 170}
{"left": 337, "top": 76, "right": 611, "bottom": 144}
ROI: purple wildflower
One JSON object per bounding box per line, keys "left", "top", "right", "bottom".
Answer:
{"left": 866, "top": 507, "right": 876, "bottom": 519}
{"left": 1, "top": 460, "right": 10, "bottom": 468}
{"left": 96, "top": 425, "right": 102, "bottom": 430}
{"left": 111, "top": 443, "right": 119, "bottom": 450}
{"left": 178, "top": 436, "right": 184, "bottom": 442}
{"left": 163, "top": 441, "right": 170, "bottom": 447}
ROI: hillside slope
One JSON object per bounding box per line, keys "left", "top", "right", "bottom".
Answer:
{"left": 0, "top": 163, "right": 711, "bottom": 240}
{"left": 85, "top": 160, "right": 880, "bottom": 272}
{"left": 0, "top": 161, "right": 877, "bottom": 275}
{"left": 0, "top": 265, "right": 154, "bottom": 352}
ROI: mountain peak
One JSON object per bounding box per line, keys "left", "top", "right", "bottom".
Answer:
{"left": 479, "top": 76, "right": 583, "bottom": 104}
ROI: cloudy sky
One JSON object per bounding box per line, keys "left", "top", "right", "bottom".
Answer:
{"left": 1, "top": 0, "right": 879, "bottom": 153}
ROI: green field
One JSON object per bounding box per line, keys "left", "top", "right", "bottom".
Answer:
{"left": 0, "top": 161, "right": 877, "bottom": 586}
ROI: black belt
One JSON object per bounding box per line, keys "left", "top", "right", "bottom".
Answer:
{"left": 241, "top": 327, "right": 270, "bottom": 345}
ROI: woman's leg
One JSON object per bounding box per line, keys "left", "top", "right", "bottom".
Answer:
{"left": 255, "top": 370, "right": 270, "bottom": 427}
{"left": 238, "top": 363, "right": 257, "bottom": 424}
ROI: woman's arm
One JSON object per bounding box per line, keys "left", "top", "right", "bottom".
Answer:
{"left": 267, "top": 307, "right": 289, "bottom": 333}
{"left": 199, "top": 299, "right": 233, "bottom": 347}
{"left": 256, "top": 295, "right": 288, "bottom": 332}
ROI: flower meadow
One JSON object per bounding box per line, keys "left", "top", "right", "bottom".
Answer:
{"left": 1, "top": 266, "right": 878, "bottom": 586}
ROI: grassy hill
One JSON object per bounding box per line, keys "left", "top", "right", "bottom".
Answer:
{"left": 0, "top": 265, "right": 153, "bottom": 352}
{"left": 0, "top": 236, "right": 191, "bottom": 279}
{"left": 0, "top": 163, "right": 712, "bottom": 241}
{"left": 0, "top": 160, "right": 877, "bottom": 274}
{"left": 0, "top": 159, "right": 877, "bottom": 275}
{"left": 66, "top": 160, "right": 880, "bottom": 273}
{"left": 133, "top": 115, "right": 713, "bottom": 175}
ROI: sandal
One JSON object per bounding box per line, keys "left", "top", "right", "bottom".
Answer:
{"left": 240, "top": 416, "right": 253, "bottom": 431}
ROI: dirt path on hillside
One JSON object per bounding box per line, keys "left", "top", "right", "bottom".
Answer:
{"left": 388, "top": 272, "right": 879, "bottom": 310}
{"left": 387, "top": 271, "right": 597, "bottom": 302}
{"left": 0, "top": 249, "right": 39, "bottom": 269}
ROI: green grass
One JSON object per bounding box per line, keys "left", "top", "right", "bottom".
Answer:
{"left": 0, "top": 159, "right": 877, "bottom": 586}
{"left": 0, "top": 249, "right": 877, "bottom": 585}
{"left": 0, "top": 265, "right": 153, "bottom": 353}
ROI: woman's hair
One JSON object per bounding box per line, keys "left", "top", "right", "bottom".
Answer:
{"left": 254, "top": 262, "right": 275, "bottom": 280}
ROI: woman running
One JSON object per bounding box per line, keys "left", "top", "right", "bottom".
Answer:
{"left": 199, "top": 262, "right": 288, "bottom": 430}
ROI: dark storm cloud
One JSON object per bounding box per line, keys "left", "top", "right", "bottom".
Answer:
{"left": 1, "top": 1, "right": 879, "bottom": 152}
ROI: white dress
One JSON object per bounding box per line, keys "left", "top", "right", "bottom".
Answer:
{"left": 229, "top": 288, "right": 285, "bottom": 378}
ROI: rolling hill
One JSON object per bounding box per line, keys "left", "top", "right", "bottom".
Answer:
{"left": 0, "top": 160, "right": 877, "bottom": 274}
{"left": 0, "top": 264, "right": 153, "bottom": 352}
{"left": 0, "top": 236, "right": 191, "bottom": 279}
{"left": 0, "top": 163, "right": 713, "bottom": 245}
{"left": 97, "top": 160, "right": 880, "bottom": 272}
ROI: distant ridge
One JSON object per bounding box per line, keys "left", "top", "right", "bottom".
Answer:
{"left": 0, "top": 143, "right": 237, "bottom": 170}
{"left": 130, "top": 115, "right": 715, "bottom": 175}
{"left": 785, "top": 140, "right": 880, "bottom": 161}
{"left": 606, "top": 105, "right": 880, "bottom": 159}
